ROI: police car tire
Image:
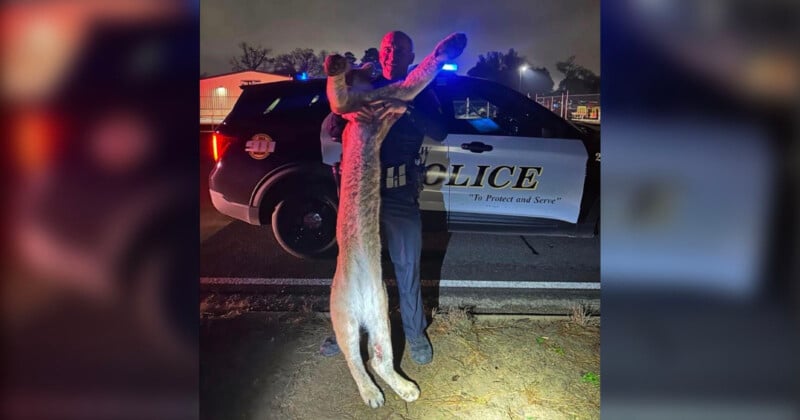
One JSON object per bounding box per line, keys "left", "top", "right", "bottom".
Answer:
{"left": 271, "top": 190, "right": 338, "bottom": 259}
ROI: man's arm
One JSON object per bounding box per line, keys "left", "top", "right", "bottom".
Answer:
{"left": 321, "top": 111, "right": 346, "bottom": 141}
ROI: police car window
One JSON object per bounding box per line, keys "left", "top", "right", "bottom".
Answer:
{"left": 265, "top": 93, "right": 326, "bottom": 114}
{"left": 438, "top": 79, "right": 528, "bottom": 136}
{"left": 263, "top": 98, "right": 281, "bottom": 114}
{"left": 452, "top": 98, "right": 501, "bottom": 134}
{"left": 227, "top": 81, "right": 330, "bottom": 125}
{"left": 449, "top": 93, "right": 535, "bottom": 136}
{"left": 453, "top": 98, "right": 498, "bottom": 119}
{"left": 443, "top": 80, "right": 579, "bottom": 138}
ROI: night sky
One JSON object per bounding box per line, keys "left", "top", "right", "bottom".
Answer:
{"left": 200, "top": 0, "right": 599, "bottom": 83}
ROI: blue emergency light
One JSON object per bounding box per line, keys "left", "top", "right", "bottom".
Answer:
{"left": 442, "top": 63, "right": 458, "bottom": 71}
{"left": 296, "top": 72, "right": 309, "bottom": 81}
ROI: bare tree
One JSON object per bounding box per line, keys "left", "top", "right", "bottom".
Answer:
{"left": 271, "top": 48, "right": 332, "bottom": 78}
{"left": 229, "top": 42, "right": 272, "bottom": 71}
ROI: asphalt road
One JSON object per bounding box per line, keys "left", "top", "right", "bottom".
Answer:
{"left": 200, "top": 221, "right": 600, "bottom": 313}
{"left": 201, "top": 221, "right": 598, "bottom": 281}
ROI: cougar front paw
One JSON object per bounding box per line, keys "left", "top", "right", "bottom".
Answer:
{"left": 324, "top": 54, "right": 349, "bottom": 76}
{"left": 433, "top": 32, "right": 467, "bottom": 61}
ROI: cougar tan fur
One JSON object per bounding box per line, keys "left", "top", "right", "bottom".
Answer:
{"left": 324, "top": 32, "right": 466, "bottom": 408}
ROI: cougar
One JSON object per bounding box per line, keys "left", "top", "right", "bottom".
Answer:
{"left": 323, "top": 32, "right": 466, "bottom": 408}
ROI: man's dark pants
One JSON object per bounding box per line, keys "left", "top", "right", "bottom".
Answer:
{"left": 380, "top": 187, "right": 427, "bottom": 340}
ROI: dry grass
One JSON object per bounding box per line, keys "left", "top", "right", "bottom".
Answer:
{"left": 569, "top": 303, "right": 595, "bottom": 327}
{"left": 207, "top": 312, "right": 601, "bottom": 419}
{"left": 200, "top": 293, "right": 252, "bottom": 319}
{"left": 430, "top": 306, "right": 474, "bottom": 334}
{"left": 199, "top": 293, "right": 600, "bottom": 418}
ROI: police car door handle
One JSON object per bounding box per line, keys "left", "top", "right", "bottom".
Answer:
{"left": 461, "top": 141, "right": 493, "bottom": 153}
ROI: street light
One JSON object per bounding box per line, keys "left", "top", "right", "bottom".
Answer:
{"left": 519, "top": 64, "right": 529, "bottom": 92}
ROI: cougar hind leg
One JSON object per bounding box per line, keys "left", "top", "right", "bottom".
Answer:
{"left": 367, "top": 302, "right": 420, "bottom": 402}
{"left": 331, "top": 295, "right": 385, "bottom": 408}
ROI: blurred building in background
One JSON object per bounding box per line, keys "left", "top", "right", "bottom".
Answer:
{"left": 200, "top": 70, "right": 290, "bottom": 129}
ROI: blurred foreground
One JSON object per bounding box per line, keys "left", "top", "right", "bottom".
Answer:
{"left": 2, "top": 1, "right": 199, "bottom": 419}
{"left": 602, "top": 0, "right": 799, "bottom": 418}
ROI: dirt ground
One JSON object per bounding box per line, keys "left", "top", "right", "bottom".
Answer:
{"left": 200, "top": 305, "right": 599, "bottom": 420}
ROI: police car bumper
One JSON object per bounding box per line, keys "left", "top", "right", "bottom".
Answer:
{"left": 209, "top": 189, "right": 261, "bottom": 225}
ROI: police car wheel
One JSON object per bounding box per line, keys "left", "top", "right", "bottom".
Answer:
{"left": 271, "top": 191, "right": 338, "bottom": 258}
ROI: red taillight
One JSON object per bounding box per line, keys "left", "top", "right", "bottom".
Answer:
{"left": 212, "top": 132, "right": 232, "bottom": 162}
{"left": 212, "top": 133, "right": 219, "bottom": 161}
{"left": 15, "top": 109, "right": 63, "bottom": 174}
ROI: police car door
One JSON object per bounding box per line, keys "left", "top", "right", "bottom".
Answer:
{"left": 438, "top": 79, "right": 587, "bottom": 226}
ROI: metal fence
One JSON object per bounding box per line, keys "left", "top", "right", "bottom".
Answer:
{"left": 200, "top": 95, "right": 239, "bottom": 130}
{"left": 535, "top": 93, "right": 600, "bottom": 123}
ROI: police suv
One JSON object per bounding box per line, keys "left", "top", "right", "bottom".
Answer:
{"left": 209, "top": 71, "right": 600, "bottom": 258}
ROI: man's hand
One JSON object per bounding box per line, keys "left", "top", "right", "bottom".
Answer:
{"left": 370, "top": 99, "right": 408, "bottom": 120}
{"left": 341, "top": 107, "right": 376, "bottom": 124}
{"left": 341, "top": 99, "right": 408, "bottom": 124}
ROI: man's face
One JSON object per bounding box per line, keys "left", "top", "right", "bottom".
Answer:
{"left": 379, "top": 33, "right": 414, "bottom": 81}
